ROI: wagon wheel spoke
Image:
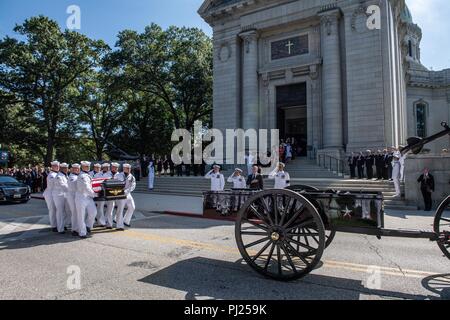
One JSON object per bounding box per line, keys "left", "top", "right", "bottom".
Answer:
{"left": 281, "top": 243, "right": 298, "bottom": 273}
{"left": 280, "top": 197, "right": 296, "bottom": 226}
{"left": 276, "top": 244, "right": 282, "bottom": 276}
{"left": 242, "top": 215, "right": 269, "bottom": 231}
{"left": 285, "top": 242, "right": 312, "bottom": 267}
{"left": 285, "top": 216, "right": 313, "bottom": 233}
{"left": 241, "top": 231, "right": 268, "bottom": 236}
{"left": 441, "top": 217, "right": 450, "bottom": 223}
{"left": 251, "top": 240, "right": 272, "bottom": 262}
{"left": 244, "top": 236, "right": 271, "bottom": 249}
{"left": 258, "top": 197, "right": 274, "bottom": 225}
{"left": 263, "top": 243, "right": 276, "bottom": 271}
{"left": 272, "top": 194, "right": 279, "bottom": 225}
{"left": 248, "top": 205, "right": 271, "bottom": 227}
{"left": 304, "top": 228, "right": 320, "bottom": 245}
{"left": 283, "top": 204, "right": 305, "bottom": 229}
{"left": 286, "top": 236, "right": 316, "bottom": 252}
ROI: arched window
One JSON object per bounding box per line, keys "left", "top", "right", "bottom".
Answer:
{"left": 408, "top": 40, "right": 413, "bottom": 57}
{"left": 414, "top": 101, "right": 428, "bottom": 138}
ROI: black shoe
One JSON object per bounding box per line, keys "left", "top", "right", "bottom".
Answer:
{"left": 64, "top": 227, "right": 68, "bottom": 231}
{"left": 59, "top": 231, "right": 65, "bottom": 235}
{"left": 116, "top": 228, "right": 125, "bottom": 231}
{"left": 113, "top": 220, "right": 116, "bottom": 224}
{"left": 72, "top": 231, "right": 79, "bottom": 236}
{"left": 86, "top": 227, "right": 91, "bottom": 234}
{"left": 124, "top": 222, "right": 131, "bottom": 228}
{"left": 106, "top": 226, "right": 113, "bottom": 230}
{"left": 79, "top": 235, "right": 87, "bottom": 239}
{"left": 52, "top": 228, "right": 58, "bottom": 233}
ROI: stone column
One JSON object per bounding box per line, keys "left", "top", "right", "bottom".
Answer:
{"left": 240, "top": 30, "right": 259, "bottom": 130}
{"left": 319, "top": 9, "right": 343, "bottom": 150}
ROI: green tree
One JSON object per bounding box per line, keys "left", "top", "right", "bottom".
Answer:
{"left": 113, "top": 24, "right": 213, "bottom": 131}
{"left": 0, "top": 16, "right": 109, "bottom": 165}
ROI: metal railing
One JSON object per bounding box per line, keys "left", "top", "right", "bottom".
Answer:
{"left": 317, "top": 154, "right": 348, "bottom": 177}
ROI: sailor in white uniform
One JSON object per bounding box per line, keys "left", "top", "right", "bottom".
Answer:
{"left": 75, "top": 161, "right": 98, "bottom": 238}
{"left": 148, "top": 159, "right": 155, "bottom": 190}
{"left": 268, "top": 162, "right": 291, "bottom": 189}
{"left": 89, "top": 163, "right": 101, "bottom": 178}
{"left": 51, "top": 162, "right": 69, "bottom": 234}
{"left": 119, "top": 164, "right": 137, "bottom": 229}
{"left": 227, "top": 168, "right": 246, "bottom": 189}
{"left": 43, "top": 161, "right": 60, "bottom": 232}
{"left": 105, "top": 163, "right": 121, "bottom": 228}
{"left": 94, "top": 163, "right": 112, "bottom": 227}
{"left": 205, "top": 165, "right": 225, "bottom": 191}
{"left": 67, "top": 163, "right": 80, "bottom": 236}
{"left": 59, "top": 163, "right": 71, "bottom": 230}
{"left": 392, "top": 150, "right": 402, "bottom": 197}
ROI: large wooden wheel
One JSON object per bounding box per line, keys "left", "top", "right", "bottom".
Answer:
{"left": 235, "top": 189, "right": 326, "bottom": 281}
{"left": 433, "top": 196, "right": 450, "bottom": 259}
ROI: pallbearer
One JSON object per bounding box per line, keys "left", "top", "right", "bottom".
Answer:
{"left": 105, "top": 163, "right": 121, "bottom": 229}
{"left": 67, "top": 164, "right": 80, "bottom": 236}
{"left": 205, "top": 165, "right": 225, "bottom": 191}
{"left": 89, "top": 163, "right": 101, "bottom": 178}
{"left": 120, "top": 164, "right": 137, "bottom": 229}
{"left": 227, "top": 168, "right": 246, "bottom": 189}
{"left": 59, "top": 163, "right": 71, "bottom": 230}
{"left": 43, "top": 161, "right": 59, "bottom": 232}
{"left": 268, "top": 162, "right": 291, "bottom": 189}
{"left": 95, "top": 163, "right": 113, "bottom": 227}
{"left": 52, "top": 162, "right": 69, "bottom": 234}
{"left": 75, "top": 161, "right": 97, "bottom": 238}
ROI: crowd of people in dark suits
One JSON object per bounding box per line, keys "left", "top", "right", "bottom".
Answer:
{"left": 347, "top": 148, "right": 404, "bottom": 181}
{"left": 139, "top": 154, "right": 207, "bottom": 178}
{"left": 0, "top": 166, "right": 48, "bottom": 192}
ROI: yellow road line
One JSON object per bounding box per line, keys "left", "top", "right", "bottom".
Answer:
{"left": 117, "top": 229, "right": 439, "bottom": 279}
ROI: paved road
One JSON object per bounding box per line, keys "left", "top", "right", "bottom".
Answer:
{"left": 0, "top": 199, "right": 449, "bottom": 300}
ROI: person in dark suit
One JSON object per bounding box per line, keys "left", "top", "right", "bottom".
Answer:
{"left": 348, "top": 152, "right": 357, "bottom": 179}
{"left": 365, "top": 150, "right": 375, "bottom": 180}
{"left": 382, "top": 149, "right": 390, "bottom": 180}
{"left": 356, "top": 152, "right": 365, "bottom": 179}
{"left": 387, "top": 147, "right": 394, "bottom": 180}
{"left": 247, "top": 165, "right": 264, "bottom": 190}
{"left": 375, "top": 150, "right": 384, "bottom": 180}
{"left": 168, "top": 157, "right": 175, "bottom": 176}
{"left": 417, "top": 168, "right": 435, "bottom": 211}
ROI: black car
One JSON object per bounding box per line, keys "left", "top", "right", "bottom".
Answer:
{"left": 0, "top": 175, "right": 31, "bottom": 203}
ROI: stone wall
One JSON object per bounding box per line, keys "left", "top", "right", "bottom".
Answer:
{"left": 404, "top": 154, "right": 450, "bottom": 209}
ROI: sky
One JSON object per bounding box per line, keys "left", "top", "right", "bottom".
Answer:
{"left": 0, "top": 0, "right": 448, "bottom": 71}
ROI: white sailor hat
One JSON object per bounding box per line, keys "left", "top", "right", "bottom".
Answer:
{"left": 50, "top": 161, "right": 60, "bottom": 166}
{"left": 80, "top": 161, "right": 91, "bottom": 167}
{"left": 93, "top": 163, "right": 101, "bottom": 168}
{"left": 277, "top": 162, "right": 286, "bottom": 168}
{"left": 213, "top": 164, "right": 221, "bottom": 169}
{"left": 123, "top": 163, "right": 131, "bottom": 169}
{"left": 101, "top": 163, "right": 110, "bottom": 168}
{"left": 234, "top": 168, "right": 243, "bottom": 173}
{"left": 60, "top": 163, "right": 69, "bottom": 168}
{"left": 111, "top": 162, "right": 120, "bottom": 168}
{"left": 71, "top": 163, "right": 80, "bottom": 169}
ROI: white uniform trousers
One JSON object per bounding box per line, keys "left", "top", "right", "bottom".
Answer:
{"left": 44, "top": 192, "right": 56, "bottom": 229}
{"left": 75, "top": 194, "right": 97, "bottom": 237}
{"left": 105, "top": 201, "right": 116, "bottom": 228}
{"left": 52, "top": 192, "right": 67, "bottom": 232}
{"left": 67, "top": 192, "right": 78, "bottom": 232}
{"left": 122, "top": 194, "right": 136, "bottom": 226}
{"left": 96, "top": 201, "right": 107, "bottom": 226}
{"left": 392, "top": 163, "right": 401, "bottom": 197}
{"left": 148, "top": 170, "right": 154, "bottom": 189}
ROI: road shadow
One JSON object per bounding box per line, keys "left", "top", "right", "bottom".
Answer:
{"left": 137, "top": 256, "right": 435, "bottom": 300}
{"left": 421, "top": 274, "right": 450, "bottom": 299}
{"left": 0, "top": 227, "right": 119, "bottom": 251}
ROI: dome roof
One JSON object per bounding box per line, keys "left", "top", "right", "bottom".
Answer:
{"left": 401, "top": 5, "right": 413, "bottom": 24}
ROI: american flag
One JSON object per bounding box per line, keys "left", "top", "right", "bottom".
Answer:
{"left": 92, "top": 178, "right": 109, "bottom": 194}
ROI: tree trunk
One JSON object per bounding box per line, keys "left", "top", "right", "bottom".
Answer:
{"left": 44, "top": 131, "right": 55, "bottom": 166}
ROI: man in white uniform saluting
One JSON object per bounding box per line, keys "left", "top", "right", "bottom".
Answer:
{"left": 227, "top": 168, "right": 246, "bottom": 189}
{"left": 268, "top": 162, "right": 291, "bottom": 189}
{"left": 205, "top": 165, "right": 225, "bottom": 191}
{"left": 75, "top": 161, "right": 98, "bottom": 238}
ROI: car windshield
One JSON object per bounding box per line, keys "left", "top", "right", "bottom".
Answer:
{"left": 0, "top": 176, "right": 19, "bottom": 183}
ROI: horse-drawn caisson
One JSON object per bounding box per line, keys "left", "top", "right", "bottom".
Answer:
{"left": 203, "top": 122, "right": 450, "bottom": 281}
